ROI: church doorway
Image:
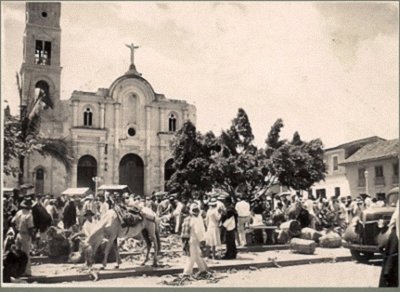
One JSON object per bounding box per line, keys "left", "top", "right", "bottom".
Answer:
{"left": 77, "top": 155, "right": 97, "bottom": 190}
{"left": 164, "top": 159, "right": 175, "bottom": 191}
{"left": 119, "top": 154, "right": 144, "bottom": 196}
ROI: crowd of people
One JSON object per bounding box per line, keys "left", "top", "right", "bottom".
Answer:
{"left": 1, "top": 188, "right": 395, "bottom": 281}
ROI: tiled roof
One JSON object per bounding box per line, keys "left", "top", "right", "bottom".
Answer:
{"left": 342, "top": 139, "right": 399, "bottom": 164}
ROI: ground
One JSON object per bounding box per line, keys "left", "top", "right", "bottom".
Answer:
{"left": 26, "top": 262, "right": 382, "bottom": 287}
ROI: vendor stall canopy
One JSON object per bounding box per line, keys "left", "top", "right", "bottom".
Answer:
{"left": 61, "top": 188, "right": 91, "bottom": 197}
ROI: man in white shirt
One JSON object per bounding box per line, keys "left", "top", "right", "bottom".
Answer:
{"left": 235, "top": 194, "right": 251, "bottom": 247}
{"left": 170, "top": 194, "right": 184, "bottom": 233}
{"left": 98, "top": 194, "right": 109, "bottom": 218}
{"left": 81, "top": 209, "right": 97, "bottom": 237}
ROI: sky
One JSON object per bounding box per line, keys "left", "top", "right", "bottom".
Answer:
{"left": 1, "top": 1, "right": 399, "bottom": 148}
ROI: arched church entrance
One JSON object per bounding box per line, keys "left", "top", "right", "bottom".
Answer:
{"left": 164, "top": 159, "right": 175, "bottom": 191}
{"left": 119, "top": 154, "right": 144, "bottom": 196}
{"left": 77, "top": 155, "right": 97, "bottom": 190}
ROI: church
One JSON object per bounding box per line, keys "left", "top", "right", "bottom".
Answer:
{"left": 16, "top": 2, "right": 196, "bottom": 196}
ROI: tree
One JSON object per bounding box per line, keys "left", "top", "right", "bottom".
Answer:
{"left": 210, "top": 108, "right": 261, "bottom": 200}
{"left": 212, "top": 114, "right": 326, "bottom": 201}
{"left": 166, "top": 121, "right": 214, "bottom": 199}
{"left": 263, "top": 120, "right": 326, "bottom": 191}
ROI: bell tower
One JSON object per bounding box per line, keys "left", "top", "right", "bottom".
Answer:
{"left": 20, "top": 2, "right": 62, "bottom": 113}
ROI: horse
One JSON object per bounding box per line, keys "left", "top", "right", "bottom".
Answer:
{"left": 82, "top": 208, "right": 160, "bottom": 269}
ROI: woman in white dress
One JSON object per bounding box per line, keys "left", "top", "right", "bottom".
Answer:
{"left": 205, "top": 198, "right": 221, "bottom": 259}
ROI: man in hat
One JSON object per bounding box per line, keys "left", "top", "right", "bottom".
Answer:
{"left": 12, "top": 198, "right": 35, "bottom": 276}
{"left": 82, "top": 194, "right": 97, "bottom": 219}
{"left": 146, "top": 194, "right": 158, "bottom": 213}
{"left": 157, "top": 194, "right": 171, "bottom": 218}
{"left": 235, "top": 194, "right": 250, "bottom": 247}
{"left": 181, "top": 203, "right": 208, "bottom": 278}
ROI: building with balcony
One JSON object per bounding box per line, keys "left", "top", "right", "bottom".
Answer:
{"left": 341, "top": 139, "right": 399, "bottom": 199}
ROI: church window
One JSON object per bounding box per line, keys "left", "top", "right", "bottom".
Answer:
{"left": 128, "top": 127, "right": 136, "bottom": 137}
{"left": 168, "top": 113, "right": 177, "bottom": 132}
{"left": 35, "top": 40, "right": 51, "bottom": 65}
{"left": 36, "top": 168, "right": 44, "bottom": 180}
{"left": 83, "top": 107, "right": 93, "bottom": 127}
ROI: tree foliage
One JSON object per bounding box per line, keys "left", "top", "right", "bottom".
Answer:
{"left": 166, "top": 121, "right": 214, "bottom": 199}
{"left": 167, "top": 109, "right": 326, "bottom": 201}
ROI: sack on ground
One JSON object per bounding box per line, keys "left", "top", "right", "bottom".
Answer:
{"left": 290, "top": 238, "right": 317, "bottom": 255}
{"left": 276, "top": 229, "right": 290, "bottom": 244}
{"left": 319, "top": 231, "right": 342, "bottom": 248}
{"left": 280, "top": 220, "right": 302, "bottom": 237}
{"left": 300, "top": 227, "right": 323, "bottom": 243}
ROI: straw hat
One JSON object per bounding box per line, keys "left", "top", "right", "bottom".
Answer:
{"left": 83, "top": 194, "right": 94, "bottom": 201}
{"left": 208, "top": 198, "right": 217, "bottom": 207}
{"left": 189, "top": 203, "right": 200, "bottom": 215}
{"left": 20, "top": 198, "right": 33, "bottom": 208}
{"left": 84, "top": 209, "right": 95, "bottom": 217}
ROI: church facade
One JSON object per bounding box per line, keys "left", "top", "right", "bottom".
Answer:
{"left": 13, "top": 2, "right": 196, "bottom": 196}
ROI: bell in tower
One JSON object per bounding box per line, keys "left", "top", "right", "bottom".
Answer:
{"left": 20, "top": 2, "right": 62, "bottom": 114}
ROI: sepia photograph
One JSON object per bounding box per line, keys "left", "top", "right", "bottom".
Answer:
{"left": 1, "top": 0, "right": 399, "bottom": 288}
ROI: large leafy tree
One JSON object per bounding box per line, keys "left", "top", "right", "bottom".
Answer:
{"left": 3, "top": 74, "right": 73, "bottom": 184}
{"left": 210, "top": 108, "right": 262, "bottom": 200}
{"left": 212, "top": 114, "right": 326, "bottom": 200}
{"left": 263, "top": 120, "right": 326, "bottom": 191}
{"left": 166, "top": 121, "right": 214, "bottom": 200}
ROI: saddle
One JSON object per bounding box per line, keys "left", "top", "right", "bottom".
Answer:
{"left": 114, "top": 205, "right": 143, "bottom": 228}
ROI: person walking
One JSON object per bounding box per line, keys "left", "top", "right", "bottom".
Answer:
{"left": 12, "top": 197, "right": 35, "bottom": 276}
{"left": 235, "top": 195, "right": 251, "bottom": 247}
{"left": 181, "top": 203, "right": 208, "bottom": 278}
{"left": 205, "top": 198, "right": 221, "bottom": 259}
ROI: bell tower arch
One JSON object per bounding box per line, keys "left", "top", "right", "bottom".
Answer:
{"left": 20, "top": 2, "right": 62, "bottom": 113}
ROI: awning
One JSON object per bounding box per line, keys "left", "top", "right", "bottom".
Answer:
{"left": 98, "top": 185, "right": 131, "bottom": 192}
{"left": 154, "top": 191, "right": 169, "bottom": 197}
{"left": 2, "top": 187, "right": 15, "bottom": 193}
{"left": 62, "top": 188, "right": 91, "bottom": 196}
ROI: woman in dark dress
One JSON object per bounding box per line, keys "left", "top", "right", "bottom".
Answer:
{"left": 221, "top": 202, "right": 238, "bottom": 259}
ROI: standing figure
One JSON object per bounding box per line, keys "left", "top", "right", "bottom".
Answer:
{"left": 235, "top": 194, "right": 251, "bottom": 247}
{"left": 12, "top": 198, "right": 35, "bottom": 276}
{"left": 181, "top": 203, "right": 208, "bottom": 278}
{"left": 63, "top": 199, "right": 77, "bottom": 230}
{"left": 205, "top": 198, "right": 221, "bottom": 259}
{"left": 98, "top": 194, "right": 109, "bottom": 218}
{"left": 221, "top": 200, "right": 238, "bottom": 259}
